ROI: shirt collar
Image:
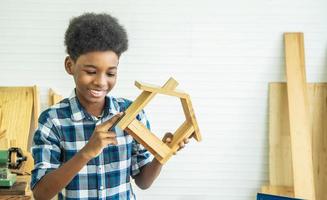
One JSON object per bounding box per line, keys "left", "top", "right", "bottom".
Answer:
{"left": 69, "top": 89, "right": 119, "bottom": 121}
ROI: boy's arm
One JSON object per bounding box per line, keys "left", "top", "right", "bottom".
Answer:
{"left": 32, "top": 149, "right": 91, "bottom": 199}
{"left": 32, "top": 113, "right": 123, "bottom": 199}
{"left": 133, "top": 133, "right": 188, "bottom": 189}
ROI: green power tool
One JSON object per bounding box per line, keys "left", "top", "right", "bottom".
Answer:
{"left": 0, "top": 148, "right": 27, "bottom": 187}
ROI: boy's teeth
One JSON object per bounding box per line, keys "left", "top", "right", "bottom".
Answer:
{"left": 90, "top": 90, "right": 104, "bottom": 97}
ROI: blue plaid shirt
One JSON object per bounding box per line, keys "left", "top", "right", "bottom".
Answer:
{"left": 31, "top": 90, "right": 152, "bottom": 200}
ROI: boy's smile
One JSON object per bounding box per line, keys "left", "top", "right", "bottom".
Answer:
{"left": 65, "top": 50, "right": 119, "bottom": 116}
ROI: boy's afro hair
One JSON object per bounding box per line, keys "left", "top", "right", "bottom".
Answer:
{"left": 64, "top": 13, "right": 128, "bottom": 61}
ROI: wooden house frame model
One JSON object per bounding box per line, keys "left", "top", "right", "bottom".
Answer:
{"left": 117, "top": 77, "right": 202, "bottom": 164}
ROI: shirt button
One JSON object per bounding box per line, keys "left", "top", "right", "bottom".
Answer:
{"left": 99, "top": 185, "right": 104, "bottom": 190}
{"left": 98, "top": 166, "right": 102, "bottom": 171}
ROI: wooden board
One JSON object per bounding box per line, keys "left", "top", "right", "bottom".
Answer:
{"left": 0, "top": 182, "right": 28, "bottom": 195}
{"left": 284, "top": 32, "right": 315, "bottom": 199}
{"left": 48, "top": 88, "right": 62, "bottom": 106}
{"left": 269, "top": 83, "right": 293, "bottom": 187}
{"left": 269, "top": 83, "right": 327, "bottom": 200}
{"left": 0, "top": 87, "right": 34, "bottom": 151}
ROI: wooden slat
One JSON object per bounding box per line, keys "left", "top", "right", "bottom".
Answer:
{"left": 269, "top": 83, "right": 327, "bottom": 200}
{"left": 284, "top": 32, "right": 315, "bottom": 199}
{"left": 269, "top": 83, "right": 293, "bottom": 186}
{"left": 308, "top": 84, "right": 327, "bottom": 200}
{"left": 48, "top": 88, "right": 62, "bottom": 106}
{"left": 32, "top": 85, "right": 40, "bottom": 130}
{"left": 0, "top": 87, "right": 34, "bottom": 151}
{"left": 0, "top": 108, "right": 6, "bottom": 140}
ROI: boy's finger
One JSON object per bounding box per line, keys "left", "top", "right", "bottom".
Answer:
{"left": 96, "top": 131, "right": 116, "bottom": 137}
{"left": 104, "top": 138, "right": 118, "bottom": 145}
{"left": 179, "top": 142, "right": 185, "bottom": 149}
{"left": 98, "top": 112, "right": 124, "bottom": 131}
{"left": 162, "top": 132, "right": 173, "bottom": 143}
{"left": 165, "top": 137, "right": 172, "bottom": 143}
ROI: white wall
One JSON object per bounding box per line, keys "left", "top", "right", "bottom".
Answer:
{"left": 1, "top": 0, "right": 327, "bottom": 199}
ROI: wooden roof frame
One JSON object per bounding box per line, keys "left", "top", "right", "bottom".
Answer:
{"left": 117, "top": 77, "right": 201, "bottom": 164}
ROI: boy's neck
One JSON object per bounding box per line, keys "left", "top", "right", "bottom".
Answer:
{"left": 76, "top": 93, "right": 105, "bottom": 117}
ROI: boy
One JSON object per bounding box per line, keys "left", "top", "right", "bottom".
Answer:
{"left": 31, "top": 13, "right": 188, "bottom": 199}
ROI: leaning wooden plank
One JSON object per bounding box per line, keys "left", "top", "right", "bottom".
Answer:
{"left": 32, "top": 85, "right": 40, "bottom": 130}
{"left": 269, "top": 83, "right": 293, "bottom": 186}
{"left": 0, "top": 87, "right": 33, "bottom": 151}
{"left": 27, "top": 85, "right": 41, "bottom": 151}
{"left": 0, "top": 108, "right": 6, "bottom": 140}
{"left": 284, "top": 32, "right": 315, "bottom": 199}
{"left": 48, "top": 88, "right": 63, "bottom": 106}
{"left": 308, "top": 84, "right": 327, "bottom": 200}
{"left": 269, "top": 83, "right": 327, "bottom": 200}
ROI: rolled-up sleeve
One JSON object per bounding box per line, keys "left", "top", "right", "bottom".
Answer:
{"left": 130, "top": 109, "right": 152, "bottom": 177}
{"left": 30, "top": 111, "right": 62, "bottom": 189}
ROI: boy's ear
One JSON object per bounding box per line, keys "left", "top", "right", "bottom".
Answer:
{"left": 64, "top": 56, "right": 75, "bottom": 75}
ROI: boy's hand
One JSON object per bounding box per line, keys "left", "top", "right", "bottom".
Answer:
{"left": 80, "top": 112, "right": 123, "bottom": 160}
{"left": 162, "top": 132, "right": 189, "bottom": 154}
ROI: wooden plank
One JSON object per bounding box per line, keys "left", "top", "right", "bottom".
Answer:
{"left": 48, "top": 88, "right": 62, "bottom": 106}
{"left": 0, "top": 87, "right": 34, "bottom": 151}
{"left": 32, "top": 85, "right": 40, "bottom": 130}
{"left": 284, "top": 32, "right": 315, "bottom": 199}
{"left": 261, "top": 185, "right": 294, "bottom": 198}
{"left": 308, "top": 84, "right": 327, "bottom": 200}
{"left": 269, "top": 83, "right": 293, "bottom": 186}
{"left": 0, "top": 182, "right": 28, "bottom": 195}
{"left": 0, "top": 108, "right": 6, "bottom": 140}
{"left": 269, "top": 83, "right": 327, "bottom": 200}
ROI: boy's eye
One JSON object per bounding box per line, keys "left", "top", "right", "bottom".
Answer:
{"left": 107, "top": 73, "right": 116, "bottom": 77}
{"left": 85, "top": 71, "right": 96, "bottom": 74}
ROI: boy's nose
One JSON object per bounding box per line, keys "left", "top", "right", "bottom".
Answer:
{"left": 93, "top": 74, "right": 106, "bottom": 87}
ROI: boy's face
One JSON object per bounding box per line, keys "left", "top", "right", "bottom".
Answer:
{"left": 65, "top": 51, "right": 119, "bottom": 107}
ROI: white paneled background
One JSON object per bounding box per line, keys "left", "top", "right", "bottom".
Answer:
{"left": 1, "top": 0, "right": 327, "bottom": 199}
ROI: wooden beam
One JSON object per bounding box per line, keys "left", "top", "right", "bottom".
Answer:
{"left": 284, "top": 32, "right": 315, "bottom": 199}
